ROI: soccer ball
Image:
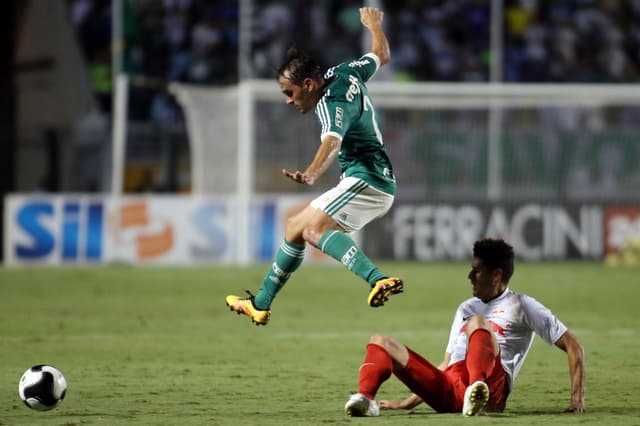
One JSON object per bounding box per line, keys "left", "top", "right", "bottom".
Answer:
{"left": 18, "top": 365, "right": 67, "bottom": 411}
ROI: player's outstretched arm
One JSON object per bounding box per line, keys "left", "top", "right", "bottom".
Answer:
{"left": 282, "top": 135, "right": 341, "bottom": 186}
{"left": 379, "top": 393, "right": 423, "bottom": 411}
{"left": 359, "top": 7, "right": 390, "bottom": 66}
{"left": 554, "top": 330, "right": 586, "bottom": 413}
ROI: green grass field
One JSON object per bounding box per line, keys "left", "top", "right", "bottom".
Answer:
{"left": 1, "top": 261, "right": 639, "bottom": 425}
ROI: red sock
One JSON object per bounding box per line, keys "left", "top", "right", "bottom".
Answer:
{"left": 466, "top": 329, "right": 496, "bottom": 383}
{"left": 358, "top": 344, "right": 393, "bottom": 400}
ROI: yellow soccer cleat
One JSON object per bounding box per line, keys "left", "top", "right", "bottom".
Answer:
{"left": 225, "top": 291, "right": 271, "bottom": 326}
{"left": 367, "top": 277, "right": 404, "bottom": 307}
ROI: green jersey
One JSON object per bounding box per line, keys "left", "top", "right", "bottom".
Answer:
{"left": 315, "top": 53, "right": 396, "bottom": 195}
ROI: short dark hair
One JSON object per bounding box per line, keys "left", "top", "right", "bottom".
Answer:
{"left": 277, "top": 47, "right": 323, "bottom": 85}
{"left": 473, "top": 238, "right": 515, "bottom": 284}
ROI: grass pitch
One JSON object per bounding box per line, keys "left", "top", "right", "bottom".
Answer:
{"left": 1, "top": 261, "right": 639, "bottom": 425}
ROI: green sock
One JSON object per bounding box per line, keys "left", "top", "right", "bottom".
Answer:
{"left": 254, "top": 240, "right": 305, "bottom": 310}
{"left": 318, "top": 230, "right": 386, "bottom": 286}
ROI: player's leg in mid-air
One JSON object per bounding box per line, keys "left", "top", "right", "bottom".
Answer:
{"left": 226, "top": 177, "right": 403, "bottom": 325}
{"left": 309, "top": 177, "right": 403, "bottom": 308}
{"left": 225, "top": 207, "right": 311, "bottom": 325}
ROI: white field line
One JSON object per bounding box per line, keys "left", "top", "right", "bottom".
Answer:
{"left": 270, "top": 329, "right": 449, "bottom": 340}
{"left": 270, "top": 328, "right": 638, "bottom": 340}
{"left": 0, "top": 328, "right": 636, "bottom": 341}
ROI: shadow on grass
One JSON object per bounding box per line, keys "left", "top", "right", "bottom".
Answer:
{"left": 377, "top": 406, "right": 640, "bottom": 418}
{"left": 504, "top": 406, "right": 640, "bottom": 416}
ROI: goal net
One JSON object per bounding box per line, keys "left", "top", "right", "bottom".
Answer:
{"left": 171, "top": 80, "right": 640, "bottom": 263}
{"left": 173, "top": 80, "right": 640, "bottom": 203}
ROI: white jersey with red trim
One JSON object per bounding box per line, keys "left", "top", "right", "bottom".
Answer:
{"left": 445, "top": 288, "right": 567, "bottom": 391}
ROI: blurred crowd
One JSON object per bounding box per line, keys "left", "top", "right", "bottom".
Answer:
{"left": 67, "top": 0, "right": 640, "bottom": 121}
{"left": 386, "top": 0, "right": 640, "bottom": 83}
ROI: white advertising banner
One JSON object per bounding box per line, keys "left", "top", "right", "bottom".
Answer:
{"left": 3, "top": 194, "right": 343, "bottom": 266}
{"left": 4, "top": 195, "right": 238, "bottom": 265}
{"left": 5, "top": 194, "right": 637, "bottom": 265}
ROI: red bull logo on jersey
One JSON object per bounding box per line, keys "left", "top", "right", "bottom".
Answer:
{"left": 489, "top": 320, "right": 507, "bottom": 337}
{"left": 458, "top": 319, "right": 506, "bottom": 337}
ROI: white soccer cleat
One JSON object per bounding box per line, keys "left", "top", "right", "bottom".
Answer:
{"left": 462, "top": 381, "right": 489, "bottom": 417}
{"left": 345, "top": 393, "right": 380, "bottom": 417}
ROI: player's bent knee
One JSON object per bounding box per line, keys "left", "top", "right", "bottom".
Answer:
{"left": 369, "top": 334, "right": 388, "bottom": 345}
{"left": 302, "top": 227, "right": 321, "bottom": 248}
{"left": 284, "top": 219, "right": 306, "bottom": 243}
{"left": 369, "top": 334, "right": 398, "bottom": 352}
{"left": 465, "top": 315, "right": 492, "bottom": 334}
{"left": 369, "top": 335, "right": 409, "bottom": 365}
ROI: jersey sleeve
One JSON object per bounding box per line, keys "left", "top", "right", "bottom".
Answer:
{"left": 316, "top": 97, "right": 348, "bottom": 142}
{"left": 519, "top": 294, "right": 568, "bottom": 345}
{"left": 315, "top": 54, "right": 380, "bottom": 141}
{"left": 445, "top": 306, "right": 465, "bottom": 354}
{"left": 347, "top": 53, "right": 381, "bottom": 83}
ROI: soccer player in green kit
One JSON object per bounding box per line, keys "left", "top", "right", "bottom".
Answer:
{"left": 226, "top": 7, "right": 402, "bottom": 325}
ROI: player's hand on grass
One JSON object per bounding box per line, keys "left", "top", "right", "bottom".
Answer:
{"left": 380, "top": 393, "right": 423, "bottom": 411}
{"left": 282, "top": 168, "right": 315, "bottom": 185}
{"left": 378, "top": 400, "right": 406, "bottom": 410}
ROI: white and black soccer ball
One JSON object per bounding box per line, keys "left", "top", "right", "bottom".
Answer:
{"left": 18, "top": 365, "right": 67, "bottom": 411}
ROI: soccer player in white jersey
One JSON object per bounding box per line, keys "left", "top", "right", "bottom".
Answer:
{"left": 226, "top": 7, "right": 403, "bottom": 325}
{"left": 344, "top": 238, "right": 585, "bottom": 417}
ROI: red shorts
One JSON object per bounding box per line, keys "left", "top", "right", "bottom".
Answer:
{"left": 394, "top": 348, "right": 509, "bottom": 413}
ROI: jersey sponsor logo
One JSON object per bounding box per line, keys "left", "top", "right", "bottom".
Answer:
{"left": 348, "top": 59, "right": 370, "bottom": 68}
{"left": 335, "top": 106, "right": 344, "bottom": 128}
{"left": 345, "top": 75, "right": 361, "bottom": 102}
